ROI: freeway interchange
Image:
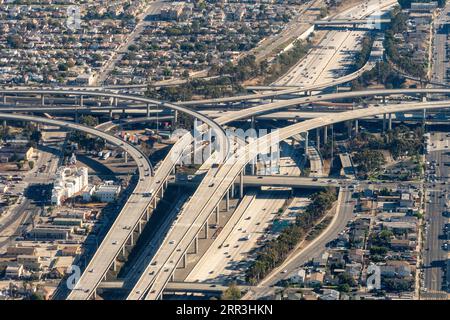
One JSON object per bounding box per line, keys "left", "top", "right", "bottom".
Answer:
{"left": 1, "top": 0, "right": 450, "bottom": 301}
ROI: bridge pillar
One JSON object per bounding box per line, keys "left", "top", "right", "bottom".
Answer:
{"left": 240, "top": 170, "right": 244, "bottom": 198}
{"left": 128, "top": 233, "right": 134, "bottom": 246}
{"left": 204, "top": 222, "right": 209, "bottom": 239}
{"left": 41, "top": 94, "right": 45, "bottom": 106}
{"left": 316, "top": 128, "right": 320, "bottom": 149}
{"left": 3, "top": 120, "right": 6, "bottom": 128}
{"left": 304, "top": 131, "right": 309, "bottom": 159}
{"left": 382, "top": 114, "right": 386, "bottom": 133}
{"left": 194, "top": 236, "right": 198, "bottom": 254}
{"left": 215, "top": 206, "right": 220, "bottom": 224}
{"left": 231, "top": 183, "right": 235, "bottom": 198}
{"left": 122, "top": 245, "right": 126, "bottom": 257}
{"left": 109, "top": 109, "right": 113, "bottom": 120}
{"left": 153, "top": 196, "right": 157, "bottom": 208}
{"left": 354, "top": 119, "right": 359, "bottom": 135}
{"left": 174, "top": 110, "right": 178, "bottom": 125}
{"left": 80, "top": 95, "right": 84, "bottom": 107}
{"left": 2, "top": 95, "right": 6, "bottom": 105}
{"left": 138, "top": 220, "right": 142, "bottom": 234}
{"left": 388, "top": 113, "right": 392, "bottom": 131}
{"left": 251, "top": 116, "right": 255, "bottom": 130}
{"left": 182, "top": 253, "right": 187, "bottom": 268}
{"left": 124, "top": 152, "right": 128, "bottom": 164}
{"left": 112, "top": 260, "right": 117, "bottom": 272}
{"left": 160, "top": 186, "right": 164, "bottom": 198}
{"left": 324, "top": 125, "right": 328, "bottom": 144}
{"left": 226, "top": 190, "right": 230, "bottom": 211}
{"left": 146, "top": 208, "right": 151, "bottom": 221}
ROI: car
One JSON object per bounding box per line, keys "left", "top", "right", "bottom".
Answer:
{"left": 169, "top": 240, "right": 175, "bottom": 245}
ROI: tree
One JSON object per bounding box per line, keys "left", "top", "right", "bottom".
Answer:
{"left": 30, "top": 292, "right": 45, "bottom": 300}
{"left": 28, "top": 161, "right": 35, "bottom": 170}
{"left": 7, "top": 35, "right": 23, "bottom": 48}
{"left": 16, "top": 161, "right": 24, "bottom": 171}
{"left": 80, "top": 115, "right": 99, "bottom": 127}
{"left": 221, "top": 283, "right": 242, "bottom": 300}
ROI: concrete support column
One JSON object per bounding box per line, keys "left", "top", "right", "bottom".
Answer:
{"left": 269, "top": 145, "right": 274, "bottom": 174}
{"left": 204, "top": 221, "right": 208, "bottom": 239}
{"left": 251, "top": 116, "right": 255, "bottom": 130}
{"left": 355, "top": 119, "right": 359, "bottom": 135}
{"left": 304, "top": 131, "right": 309, "bottom": 159}
{"left": 41, "top": 94, "right": 45, "bottom": 106}
{"left": 183, "top": 253, "right": 187, "bottom": 268}
{"left": 129, "top": 233, "right": 134, "bottom": 246}
{"left": 138, "top": 221, "right": 142, "bottom": 234}
{"left": 2, "top": 95, "right": 6, "bottom": 104}
{"left": 80, "top": 95, "right": 84, "bottom": 107}
{"left": 114, "top": 97, "right": 118, "bottom": 107}
{"left": 153, "top": 196, "right": 157, "bottom": 208}
{"left": 109, "top": 109, "right": 113, "bottom": 120}
{"left": 122, "top": 246, "right": 126, "bottom": 257}
{"left": 324, "top": 125, "right": 328, "bottom": 145}
{"left": 112, "top": 260, "right": 117, "bottom": 272}
{"left": 231, "top": 183, "right": 235, "bottom": 198}
{"left": 382, "top": 114, "right": 387, "bottom": 132}
{"left": 146, "top": 104, "right": 150, "bottom": 118}
{"left": 226, "top": 190, "right": 230, "bottom": 212}
{"left": 240, "top": 170, "right": 244, "bottom": 198}
{"left": 316, "top": 128, "right": 320, "bottom": 149}
{"left": 388, "top": 113, "right": 392, "bottom": 131}
{"left": 174, "top": 110, "right": 178, "bottom": 125}
{"left": 146, "top": 208, "right": 151, "bottom": 221}
{"left": 215, "top": 206, "right": 220, "bottom": 224}
{"left": 194, "top": 236, "right": 198, "bottom": 254}
{"left": 124, "top": 152, "right": 128, "bottom": 164}
{"left": 160, "top": 186, "right": 164, "bottom": 198}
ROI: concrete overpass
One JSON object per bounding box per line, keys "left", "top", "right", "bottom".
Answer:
{"left": 131, "top": 99, "right": 450, "bottom": 300}
{"left": 0, "top": 89, "right": 230, "bottom": 161}
{"left": 98, "top": 281, "right": 249, "bottom": 295}
{"left": 171, "top": 175, "right": 343, "bottom": 189}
